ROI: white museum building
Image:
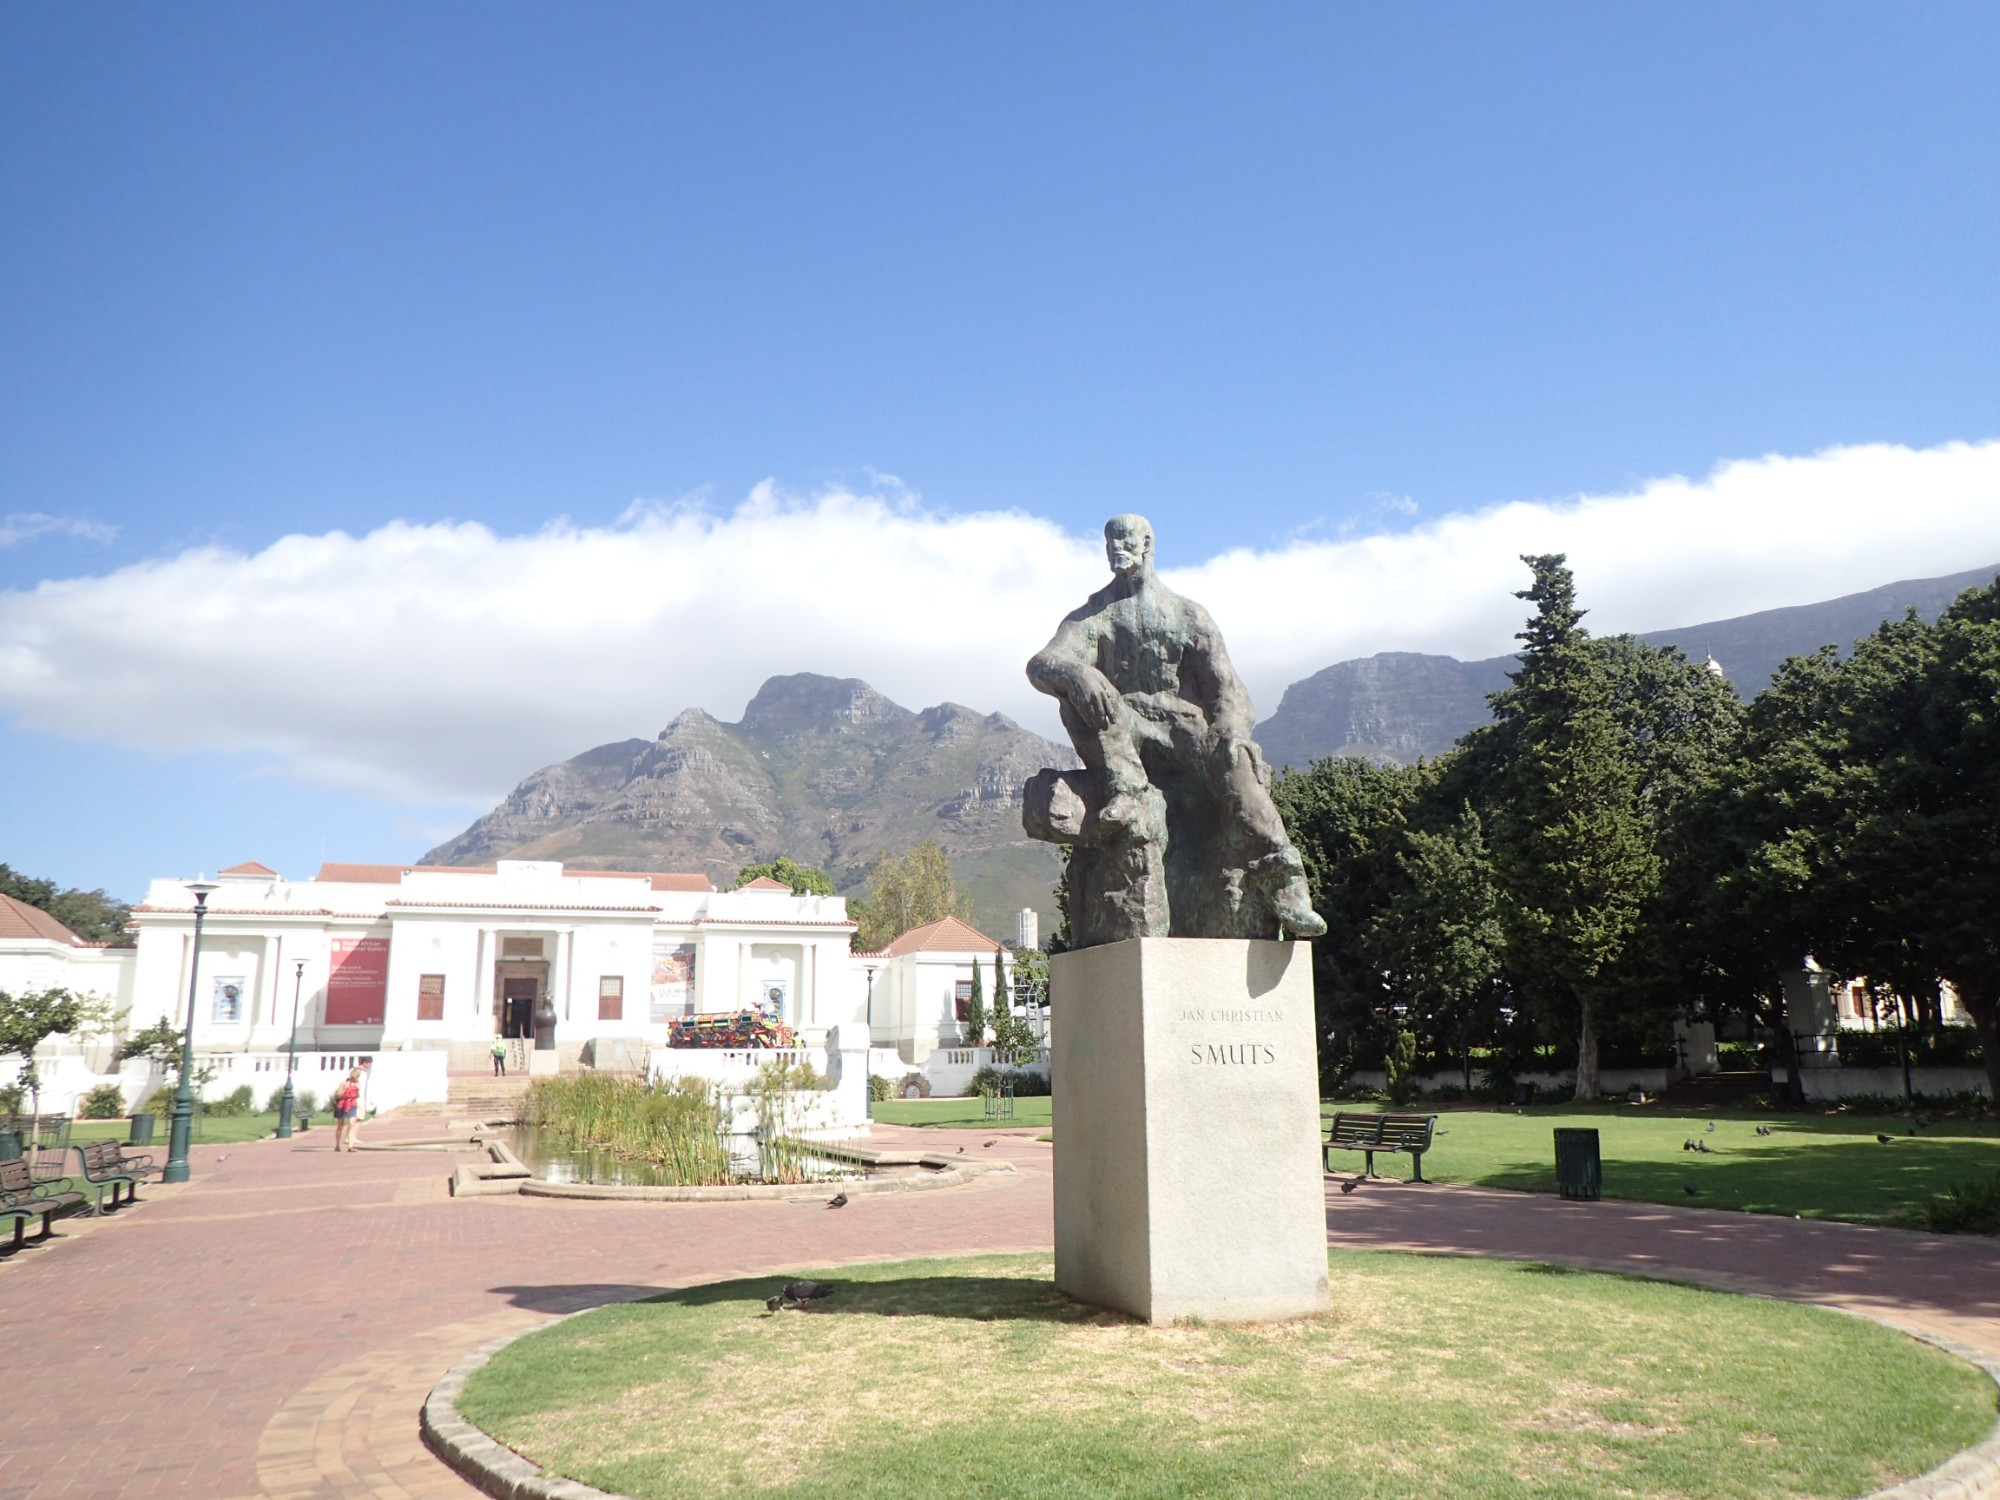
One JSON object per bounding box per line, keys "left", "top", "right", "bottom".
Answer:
{"left": 2, "top": 859, "right": 869, "bottom": 1122}
{"left": 2, "top": 862, "right": 1052, "bottom": 1128}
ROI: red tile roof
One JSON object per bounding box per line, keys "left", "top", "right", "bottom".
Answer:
{"left": 739, "top": 876, "right": 791, "bottom": 891}
{"left": 0, "top": 892, "right": 85, "bottom": 946}
{"left": 219, "top": 860, "right": 278, "bottom": 876}
{"left": 882, "top": 914, "right": 998, "bottom": 956}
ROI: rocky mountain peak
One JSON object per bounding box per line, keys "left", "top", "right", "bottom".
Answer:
{"left": 736, "top": 674, "right": 914, "bottom": 736}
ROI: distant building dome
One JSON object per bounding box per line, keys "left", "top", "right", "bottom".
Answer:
{"left": 1704, "top": 654, "right": 1726, "bottom": 679}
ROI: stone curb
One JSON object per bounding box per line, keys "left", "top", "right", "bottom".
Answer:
{"left": 420, "top": 1263, "right": 2000, "bottom": 1500}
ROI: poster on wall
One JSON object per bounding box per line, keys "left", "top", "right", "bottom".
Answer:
{"left": 326, "top": 936, "right": 390, "bottom": 1025}
{"left": 757, "top": 978, "right": 789, "bottom": 1018}
{"left": 211, "top": 976, "right": 246, "bottom": 1023}
{"left": 649, "top": 942, "right": 696, "bottom": 1023}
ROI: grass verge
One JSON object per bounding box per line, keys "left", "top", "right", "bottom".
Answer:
{"left": 1328, "top": 1103, "right": 2000, "bottom": 1226}
{"left": 458, "top": 1250, "right": 1992, "bottom": 1500}
{"left": 869, "top": 1096, "right": 1052, "bottom": 1129}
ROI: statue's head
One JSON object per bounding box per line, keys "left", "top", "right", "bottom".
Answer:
{"left": 1104, "top": 514, "right": 1154, "bottom": 580}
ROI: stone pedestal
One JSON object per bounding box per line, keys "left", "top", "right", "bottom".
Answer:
{"left": 1051, "top": 937, "right": 1329, "bottom": 1324}
{"left": 527, "top": 1047, "right": 560, "bottom": 1077}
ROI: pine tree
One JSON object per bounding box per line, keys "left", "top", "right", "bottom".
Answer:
{"left": 1485, "top": 555, "right": 1658, "bottom": 1100}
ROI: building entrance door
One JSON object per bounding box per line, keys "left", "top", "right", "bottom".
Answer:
{"left": 501, "top": 978, "right": 538, "bottom": 1039}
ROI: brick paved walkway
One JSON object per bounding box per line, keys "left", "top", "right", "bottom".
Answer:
{"left": 3, "top": 1118, "right": 1997, "bottom": 1499}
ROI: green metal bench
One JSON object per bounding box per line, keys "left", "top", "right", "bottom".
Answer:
{"left": 66, "top": 1140, "right": 142, "bottom": 1213}
{"left": 1323, "top": 1110, "right": 1439, "bottom": 1181}
{"left": 0, "top": 1157, "right": 85, "bottom": 1250}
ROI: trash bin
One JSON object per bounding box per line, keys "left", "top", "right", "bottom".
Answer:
{"left": 128, "top": 1112, "right": 157, "bottom": 1145}
{"left": 0, "top": 1128, "right": 20, "bottom": 1162}
{"left": 1553, "top": 1127, "right": 1601, "bottom": 1201}
{"left": 1514, "top": 1080, "right": 1537, "bottom": 1107}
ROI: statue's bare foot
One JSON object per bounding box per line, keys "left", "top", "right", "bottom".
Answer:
{"left": 1270, "top": 875, "right": 1327, "bottom": 938}
{"left": 1248, "top": 850, "right": 1327, "bottom": 938}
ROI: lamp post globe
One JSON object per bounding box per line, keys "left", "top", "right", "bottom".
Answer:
{"left": 163, "top": 879, "right": 220, "bottom": 1185}
{"left": 276, "top": 958, "right": 306, "bottom": 1139}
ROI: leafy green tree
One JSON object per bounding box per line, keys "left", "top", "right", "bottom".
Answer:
{"left": 1478, "top": 557, "right": 1674, "bottom": 1099}
{"left": 0, "top": 863, "right": 132, "bottom": 945}
{"left": 733, "top": 857, "right": 837, "bottom": 896}
{"left": 853, "top": 842, "right": 973, "bottom": 951}
{"left": 1363, "top": 804, "right": 1506, "bottom": 1089}
{"left": 0, "top": 985, "right": 118, "bottom": 1122}
{"left": 1271, "top": 756, "right": 1430, "bottom": 1084}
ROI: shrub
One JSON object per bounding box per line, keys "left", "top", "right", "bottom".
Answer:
{"left": 868, "top": 1074, "right": 893, "bottom": 1102}
{"left": 1835, "top": 1028, "right": 1984, "bottom": 1070}
{"left": 969, "top": 1064, "right": 1052, "bottom": 1098}
{"left": 203, "top": 1084, "right": 256, "bottom": 1117}
{"left": 1913, "top": 1171, "right": 2000, "bottom": 1235}
{"left": 0, "top": 1083, "right": 24, "bottom": 1119}
{"left": 897, "top": 1072, "right": 932, "bottom": 1100}
{"left": 77, "top": 1083, "right": 127, "bottom": 1119}
{"left": 144, "top": 1086, "right": 175, "bottom": 1118}
{"left": 1384, "top": 1031, "right": 1419, "bottom": 1106}
{"left": 295, "top": 1089, "right": 320, "bottom": 1115}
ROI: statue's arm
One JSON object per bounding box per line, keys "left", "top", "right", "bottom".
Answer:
{"left": 1028, "top": 612, "right": 1121, "bottom": 731}
{"left": 1180, "top": 605, "right": 1258, "bottom": 741}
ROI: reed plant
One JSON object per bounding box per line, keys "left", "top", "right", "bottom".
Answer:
{"left": 747, "top": 1057, "right": 836, "bottom": 1184}
{"left": 527, "top": 1073, "right": 733, "bottom": 1186}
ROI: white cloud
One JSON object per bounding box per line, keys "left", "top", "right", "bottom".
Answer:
{"left": 1, "top": 440, "right": 1997, "bottom": 805}
{"left": 0, "top": 512, "right": 118, "bottom": 548}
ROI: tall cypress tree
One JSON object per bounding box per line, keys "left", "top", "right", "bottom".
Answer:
{"left": 1485, "top": 555, "right": 1658, "bottom": 1100}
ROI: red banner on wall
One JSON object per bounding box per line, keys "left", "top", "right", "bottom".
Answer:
{"left": 326, "top": 937, "right": 390, "bottom": 1025}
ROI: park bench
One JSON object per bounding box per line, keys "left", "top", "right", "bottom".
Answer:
{"left": 1323, "top": 1110, "right": 1439, "bottom": 1182}
{"left": 0, "top": 1157, "right": 85, "bottom": 1251}
{"left": 66, "top": 1140, "right": 142, "bottom": 1213}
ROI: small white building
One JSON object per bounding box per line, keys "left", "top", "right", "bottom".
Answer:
{"left": 864, "top": 914, "right": 1008, "bottom": 1065}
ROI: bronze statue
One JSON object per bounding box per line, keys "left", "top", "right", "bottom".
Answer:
{"left": 1024, "top": 514, "right": 1326, "bottom": 947}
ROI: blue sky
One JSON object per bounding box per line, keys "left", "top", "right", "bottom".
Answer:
{"left": 4, "top": 4, "right": 1999, "bottom": 902}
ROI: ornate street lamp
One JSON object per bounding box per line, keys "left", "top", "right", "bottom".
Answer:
{"left": 276, "top": 958, "right": 306, "bottom": 1139}
{"left": 164, "top": 878, "right": 220, "bottom": 1184}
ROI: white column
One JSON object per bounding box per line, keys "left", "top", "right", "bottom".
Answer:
{"left": 556, "top": 929, "right": 574, "bottom": 1023}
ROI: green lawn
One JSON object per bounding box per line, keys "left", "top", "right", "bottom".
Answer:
{"left": 1328, "top": 1102, "right": 2000, "bottom": 1226}
{"left": 870, "top": 1095, "right": 1052, "bottom": 1129}
{"left": 66, "top": 1111, "right": 307, "bottom": 1146}
{"left": 458, "top": 1250, "right": 1993, "bottom": 1500}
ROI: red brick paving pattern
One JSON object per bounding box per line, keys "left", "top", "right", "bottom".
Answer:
{"left": 3, "top": 1118, "right": 1997, "bottom": 1499}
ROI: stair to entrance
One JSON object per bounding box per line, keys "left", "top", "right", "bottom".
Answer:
{"left": 444, "top": 1071, "right": 534, "bottom": 1122}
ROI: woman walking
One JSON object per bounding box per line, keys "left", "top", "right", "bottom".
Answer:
{"left": 331, "top": 1066, "right": 364, "bottom": 1153}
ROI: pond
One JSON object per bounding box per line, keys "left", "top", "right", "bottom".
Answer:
{"left": 501, "top": 1125, "right": 860, "bottom": 1187}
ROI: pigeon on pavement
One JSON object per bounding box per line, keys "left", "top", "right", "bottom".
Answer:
{"left": 827, "top": 1191, "right": 849, "bottom": 1208}
{"left": 1339, "top": 1178, "right": 1359, "bottom": 1195}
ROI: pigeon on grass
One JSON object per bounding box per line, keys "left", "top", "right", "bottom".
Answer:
{"left": 1683, "top": 1185, "right": 1701, "bottom": 1196}
{"left": 1876, "top": 1134, "right": 1895, "bottom": 1145}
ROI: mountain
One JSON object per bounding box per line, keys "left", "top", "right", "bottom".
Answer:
{"left": 422, "top": 674, "right": 1076, "bottom": 940}
{"left": 1257, "top": 562, "right": 2000, "bottom": 770}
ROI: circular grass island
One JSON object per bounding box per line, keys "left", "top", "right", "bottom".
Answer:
{"left": 448, "top": 1251, "right": 1994, "bottom": 1500}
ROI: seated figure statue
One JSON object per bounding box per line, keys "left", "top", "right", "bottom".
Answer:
{"left": 1024, "top": 514, "right": 1327, "bottom": 947}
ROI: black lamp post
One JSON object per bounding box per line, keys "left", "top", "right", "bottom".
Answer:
{"left": 164, "top": 879, "right": 219, "bottom": 1184}
{"left": 276, "top": 958, "right": 306, "bottom": 1139}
